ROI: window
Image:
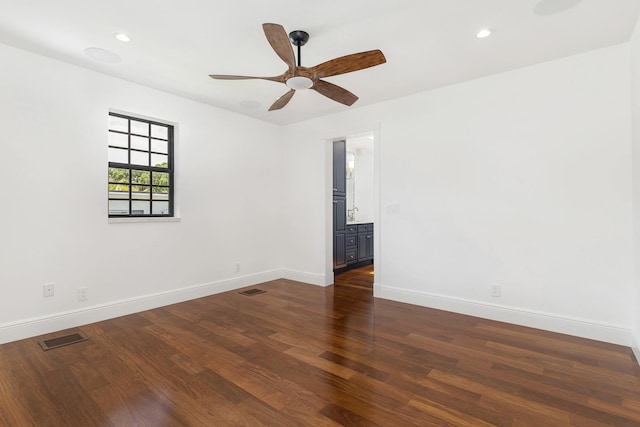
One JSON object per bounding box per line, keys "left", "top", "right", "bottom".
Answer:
{"left": 108, "top": 112, "right": 174, "bottom": 217}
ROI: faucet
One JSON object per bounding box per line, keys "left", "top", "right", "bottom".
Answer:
{"left": 347, "top": 206, "right": 359, "bottom": 222}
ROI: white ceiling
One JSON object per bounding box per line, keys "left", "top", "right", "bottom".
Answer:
{"left": 1, "top": 0, "right": 638, "bottom": 125}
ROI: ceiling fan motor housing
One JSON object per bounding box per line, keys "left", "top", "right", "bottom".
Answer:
{"left": 288, "top": 30, "right": 309, "bottom": 46}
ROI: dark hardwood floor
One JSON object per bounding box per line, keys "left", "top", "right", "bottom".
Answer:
{"left": 1, "top": 266, "right": 639, "bottom": 426}
{"left": 334, "top": 263, "right": 374, "bottom": 291}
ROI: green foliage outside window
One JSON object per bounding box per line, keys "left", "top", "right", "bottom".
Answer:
{"left": 108, "top": 163, "right": 169, "bottom": 191}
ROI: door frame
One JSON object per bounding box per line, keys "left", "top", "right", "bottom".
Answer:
{"left": 325, "top": 125, "right": 381, "bottom": 290}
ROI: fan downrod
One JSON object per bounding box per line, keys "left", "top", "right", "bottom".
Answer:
{"left": 289, "top": 30, "right": 309, "bottom": 67}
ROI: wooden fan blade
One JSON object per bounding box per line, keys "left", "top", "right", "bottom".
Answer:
{"left": 312, "top": 80, "right": 358, "bottom": 106}
{"left": 269, "top": 89, "right": 295, "bottom": 111}
{"left": 209, "top": 74, "right": 284, "bottom": 83}
{"left": 263, "top": 23, "right": 296, "bottom": 70}
{"left": 308, "top": 50, "right": 386, "bottom": 78}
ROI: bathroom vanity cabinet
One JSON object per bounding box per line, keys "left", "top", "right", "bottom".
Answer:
{"left": 333, "top": 139, "right": 373, "bottom": 272}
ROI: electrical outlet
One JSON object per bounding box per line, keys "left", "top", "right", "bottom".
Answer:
{"left": 77, "top": 287, "right": 88, "bottom": 301}
{"left": 43, "top": 283, "right": 55, "bottom": 298}
{"left": 235, "top": 263, "right": 241, "bottom": 273}
{"left": 492, "top": 284, "right": 501, "bottom": 298}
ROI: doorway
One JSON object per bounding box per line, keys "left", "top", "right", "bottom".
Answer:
{"left": 331, "top": 131, "right": 376, "bottom": 287}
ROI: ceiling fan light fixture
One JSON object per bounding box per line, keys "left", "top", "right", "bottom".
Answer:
{"left": 286, "top": 76, "right": 313, "bottom": 90}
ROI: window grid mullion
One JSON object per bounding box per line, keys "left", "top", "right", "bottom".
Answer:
{"left": 108, "top": 112, "right": 173, "bottom": 217}
{"left": 148, "top": 123, "right": 152, "bottom": 171}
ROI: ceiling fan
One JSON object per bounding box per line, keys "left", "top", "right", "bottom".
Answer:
{"left": 210, "top": 23, "right": 386, "bottom": 111}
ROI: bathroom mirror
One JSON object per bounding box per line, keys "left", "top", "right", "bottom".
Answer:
{"left": 345, "top": 134, "right": 374, "bottom": 224}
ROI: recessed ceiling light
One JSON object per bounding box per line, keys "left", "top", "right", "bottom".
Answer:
{"left": 114, "top": 33, "right": 130, "bottom": 42}
{"left": 476, "top": 29, "right": 492, "bottom": 39}
{"left": 84, "top": 47, "right": 121, "bottom": 63}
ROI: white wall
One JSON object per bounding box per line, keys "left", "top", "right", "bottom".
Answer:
{"left": 631, "top": 15, "right": 640, "bottom": 361}
{"left": 0, "top": 42, "right": 285, "bottom": 343}
{"left": 282, "top": 44, "right": 635, "bottom": 345}
{"left": 2, "top": 37, "right": 637, "bottom": 350}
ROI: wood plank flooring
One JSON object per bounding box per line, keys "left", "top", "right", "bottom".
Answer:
{"left": 334, "top": 264, "right": 375, "bottom": 291}
{"left": 1, "top": 266, "right": 639, "bottom": 426}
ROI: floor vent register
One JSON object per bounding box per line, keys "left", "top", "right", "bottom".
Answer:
{"left": 239, "top": 289, "right": 266, "bottom": 296}
{"left": 38, "top": 332, "right": 89, "bottom": 351}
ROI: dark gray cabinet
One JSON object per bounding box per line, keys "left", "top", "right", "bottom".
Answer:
{"left": 333, "top": 139, "right": 347, "bottom": 270}
{"left": 357, "top": 223, "right": 374, "bottom": 262}
{"left": 346, "top": 224, "right": 358, "bottom": 265}
{"left": 333, "top": 196, "right": 346, "bottom": 233}
{"left": 334, "top": 231, "right": 346, "bottom": 269}
{"left": 338, "top": 222, "right": 373, "bottom": 271}
{"left": 333, "top": 139, "right": 346, "bottom": 197}
{"left": 333, "top": 196, "right": 347, "bottom": 269}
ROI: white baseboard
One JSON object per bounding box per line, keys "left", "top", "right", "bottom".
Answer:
{"left": 281, "top": 269, "right": 330, "bottom": 287}
{"left": 0, "top": 270, "right": 283, "bottom": 345}
{"left": 373, "top": 282, "right": 384, "bottom": 294}
{"left": 375, "top": 284, "right": 632, "bottom": 347}
{"left": 5, "top": 274, "right": 636, "bottom": 366}
{"left": 632, "top": 331, "right": 640, "bottom": 366}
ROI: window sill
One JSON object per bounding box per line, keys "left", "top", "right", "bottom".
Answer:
{"left": 108, "top": 217, "right": 181, "bottom": 224}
